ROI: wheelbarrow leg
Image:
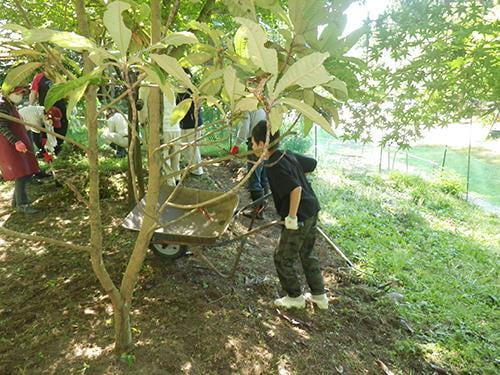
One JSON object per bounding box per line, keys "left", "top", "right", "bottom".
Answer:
{"left": 190, "top": 240, "right": 247, "bottom": 279}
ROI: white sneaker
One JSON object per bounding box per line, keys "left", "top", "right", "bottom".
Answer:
{"left": 274, "top": 295, "right": 306, "bottom": 309}
{"left": 304, "top": 293, "right": 329, "bottom": 310}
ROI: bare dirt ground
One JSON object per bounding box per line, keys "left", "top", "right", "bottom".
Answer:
{"left": 0, "top": 158, "right": 423, "bottom": 374}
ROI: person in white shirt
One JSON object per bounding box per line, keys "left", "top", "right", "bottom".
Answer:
{"left": 137, "top": 86, "right": 181, "bottom": 185}
{"left": 230, "top": 108, "right": 269, "bottom": 219}
{"left": 103, "top": 109, "right": 129, "bottom": 158}
{"left": 18, "top": 105, "right": 58, "bottom": 155}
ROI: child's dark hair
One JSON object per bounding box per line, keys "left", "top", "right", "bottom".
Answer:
{"left": 251, "top": 120, "right": 280, "bottom": 150}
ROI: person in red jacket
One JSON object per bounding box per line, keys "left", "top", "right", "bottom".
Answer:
{"left": 0, "top": 87, "right": 40, "bottom": 213}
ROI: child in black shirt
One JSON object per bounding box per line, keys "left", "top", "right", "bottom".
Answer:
{"left": 251, "top": 120, "right": 328, "bottom": 309}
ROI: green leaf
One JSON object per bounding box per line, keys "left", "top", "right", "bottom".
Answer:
{"left": 234, "top": 18, "right": 278, "bottom": 75}
{"left": 303, "top": 117, "right": 313, "bottom": 135}
{"left": 151, "top": 54, "right": 196, "bottom": 92}
{"left": 269, "top": 105, "right": 284, "bottom": 135}
{"left": 273, "top": 52, "right": 331, "bottom": 98}
{"left": 323, "top": 78, "right": 348, "bottom": 101}
{"left": 103, "top": 1, "right": 132, "bottom": 57}
{"left": 44, "top": 69, "right": 102, "bottom": 109}
{"left": 280, "top": 98, "right": 334, "bottom": 136}
{"left": 316, "top": 22, "right": 341, "bottom": 51}
{"left": 181, "top": 52, "right": 213, "bottom": 66}
{"left": 188, "top": 21, "right": 222, "bottom": 48}
{"left": 255, "top": 0, "right": 287, "bottom": 21}
{"left": 235, "top": 97, "right": 259, "bottom": 113}
{"left": 170, "top": 99, "right": 192, "bottom": 125}
{"left": 161, "top": 32, "right": 198, "bottom": 47}
{"left": 1, "top": 62, "right": 42, "bottom": 94}
{"left": 304, "top": 89, "right": 315, "bottom": 107}
{"left": 141, "top": 66, "right": 175, "bottom": 104}
{"left": 289, "top": 0, "right": 326, "bottom": 36}
{"left": 223, "top": 66, "right": 246, "bottom": 106}
{"left": 88, "top": 48, "right": 119, "bottom": 65}
{"left": 18, "top": 29, "right": 96, "bottom": 51}
{"left": 339, "top": 24, "right": 368, "bottom": 54}
{"left": 199, "top": 68, "right": 223, "bottom": 96}
{"left": 223, "top": 0, "right": 256, "bottom": 21}
{"left": 0, "top": 23, "right": 28, "bottom": 34}
{"left": 66, "top": 82, "right": 89, "bottom": 119}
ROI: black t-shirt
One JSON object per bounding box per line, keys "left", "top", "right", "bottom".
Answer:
{"left": 265, "top": 150, "right": 320, "bottom": 221}
{"left": 177, "top": 92, "right": 203, "bottom": 130}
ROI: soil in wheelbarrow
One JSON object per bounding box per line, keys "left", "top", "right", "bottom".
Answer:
{"left": 0, "top": 157, "right": 420, "bottom": 374}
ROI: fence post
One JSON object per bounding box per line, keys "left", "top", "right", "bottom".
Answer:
{"left": 314, "top": 124, "right": 318, "bottom": 160}
{"left": 466, "top": 117, "right": 473, "bottom": 201}
{"left": 441, "top": 145, "right": 448, "bottom": 174}
{"left": 379, "top": 146, "right": 383, "bottom": 173}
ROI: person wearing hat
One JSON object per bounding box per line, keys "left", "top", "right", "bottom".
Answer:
{"left": 0, "top": 86, "right": 40, "bottom": 213}
{"left": 29, "top": 72, "right": 68, "bottom": 154}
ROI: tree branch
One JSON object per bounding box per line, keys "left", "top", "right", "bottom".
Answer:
{"left": 0, "top": 225, "right": 90, "bottom": 252}
{"left": 165, "top": 0, "right": 181, "bottom": 31}
{"left": 0, "top": 112, "right": 87, "bottom": 151}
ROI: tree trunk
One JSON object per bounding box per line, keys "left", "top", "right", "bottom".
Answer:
{"left": 127, "top": 73, "right": 145, "bottom": 208}
{"left": 74, "top": 0, "right": 131, "bottom": 353}
{"left": 114, "top": 302, "right": 132, "bottom": 353}
{"left": 118, "top": 0, "right": 163, "bottom": 348}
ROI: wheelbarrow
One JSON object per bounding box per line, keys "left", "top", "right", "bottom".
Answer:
{"left": 122, "top": 185, "right": 281, "bottom": 278}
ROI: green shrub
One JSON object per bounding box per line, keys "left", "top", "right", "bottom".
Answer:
{"left": 432, "top": 172, "right": 465, "bottom": 197}
{"left": 281, "top": 131, "right": 312, "bottom": 154}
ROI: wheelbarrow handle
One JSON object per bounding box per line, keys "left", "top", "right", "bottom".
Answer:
{"left": 234, "top": 192, "right": 273, "bottom": 217}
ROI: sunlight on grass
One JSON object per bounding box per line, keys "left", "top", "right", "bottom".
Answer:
{"left": 314, "top": 166, "right": 499, "bottom": 373}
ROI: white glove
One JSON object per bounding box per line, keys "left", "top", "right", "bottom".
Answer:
{"left": 285, "top": 215, "right": 299, "bottom": 230}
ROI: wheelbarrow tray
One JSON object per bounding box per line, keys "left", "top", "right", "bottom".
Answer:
{"left": 122, "top": 185, "right": 239, "bottom": 246}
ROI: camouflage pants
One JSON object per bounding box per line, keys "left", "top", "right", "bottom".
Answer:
{"left": 274, "top": 214, "right": 325, "bottom": 298}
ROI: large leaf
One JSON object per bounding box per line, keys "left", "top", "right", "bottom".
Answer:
{"left": 161, "top": 32, "right": 198, "bottom": 47}
{"left": 289, "top": 0, "right": 326, "bottom": 36}
{"left": 223, "top": 0, "right": 256, "bottom": 21}
{"left": 44, "top": 69, "right": 102, "bottom": 109}
{"left": 303, "top": 117, "right": 313, "bottom": 135}
{"left": 199, "top": 68, "right": 223, "bottom": 96}
{"left": 151, "top": 54, "right": 196, "bottom": 92}
{"left": 188, "top": 21, "right": 222, "bottom": 48}
{"left": 323, "top": 78, "right": 348, "bottom": 101}
{"left": 235, "top": 97, "right": 259, "bottom": 113}
{"left": 66, "top": 82, "right": 89, "bottom": 119}
{"left": 223, "top": 66, "right": 246, "bottom": 106}
{"left": 181, "top": 52, "right": 213, "bottom": 66}
{"left": 1, "top": 62, "right": 42, "bottom": 94}
{"left": 21, "top": 29, "right": 96, "bottom": 51}
{"left": 103, "top": 1, "right": 132, "bottom": 57}
{"left": 339, "top": 24, "right": 369, "bottom": 54}
{"left": 234, "top": 18, "right": 278, "bottom": 75}
{"left": 280, "top": 98, "right": 334, "bottom": 136}
{"left": 273, "top": 52, "right": 331, "bottom": 98}
{"left": 89, "top": 48, "right": 119, "bottom": 65}
{"left": 141, "top": 65, "right": 175, "bottom": 104}
{"left": 255, "top": 0, "right": 287, "bottom": 20}
{"left": 269, "top": 105, "right": 285, "bottom": 135}
{"left": 170, "top": 99, "right": 192, "bottom": 125}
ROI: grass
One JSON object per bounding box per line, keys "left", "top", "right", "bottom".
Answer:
{"left": 314, "top": 168, "right": 499, "bottom": 374}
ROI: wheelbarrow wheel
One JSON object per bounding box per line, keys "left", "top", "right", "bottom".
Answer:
{"left": 150, "top": 243, "right": 188, "bottom": 259}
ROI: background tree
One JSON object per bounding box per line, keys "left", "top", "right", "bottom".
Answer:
{"left": 345, "top": 0, "right": 499, "bottom": 147}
